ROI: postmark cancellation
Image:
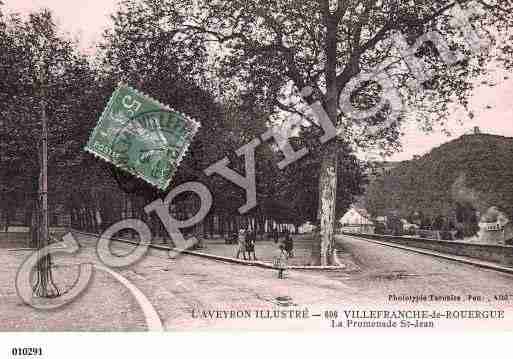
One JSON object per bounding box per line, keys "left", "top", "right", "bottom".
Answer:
{"left": 85, "top": 83, "right": 200, "bottom": 190}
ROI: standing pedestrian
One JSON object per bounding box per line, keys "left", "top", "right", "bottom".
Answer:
{"left": 246, "top": 229, "right": 257, "bottom": 261}
{"left": 236, "top": 228, "right": 247, "bottom": 260}
{"left": 277, "top": 244, "right": 288, "bottom": 279}
{"left": 284, "top": 229, "right": 294, "bottom": 258}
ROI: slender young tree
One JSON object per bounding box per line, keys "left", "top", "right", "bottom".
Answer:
{"left": 0, "top": 8, "right": 131, "bottom": 297}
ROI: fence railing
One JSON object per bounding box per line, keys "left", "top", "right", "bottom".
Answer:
{"left": 417, "top": 229, "right": 440, "bottom": 240}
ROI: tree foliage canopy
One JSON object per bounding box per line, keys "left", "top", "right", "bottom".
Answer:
{"left": 366, "top": 133, "right": 513, "bottom": 223}
{"left": 1, "top": 0, "right": 512, "bottom": 240}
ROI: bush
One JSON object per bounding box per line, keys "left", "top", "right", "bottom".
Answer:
{"left": 462, "top": 222, "right": 479, "bottom": 237}
{"left": 439, "top": 230, "right": 453, "bottom": 241}
{"left": 407, "top": 227, "right": 417, "bottom": 236}
{"left": 375, "top": 222, "right": 386, "bottom": 234}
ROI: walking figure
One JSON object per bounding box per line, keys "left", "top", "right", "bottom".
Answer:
{"left": 273, "top": 228, "right": 279, "bottom": 244}
{"left": 245, "top": 230, "right": 257, "bottom": 261}
{"left": 284, "top": 230, "right": 294, "bottom": 258}
{"left": 236, "top": 228, "right": 247, "bottom": 260}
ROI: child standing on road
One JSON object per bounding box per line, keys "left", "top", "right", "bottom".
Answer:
{"left": 277, "top": 244, "right": 289, "bottom": 279}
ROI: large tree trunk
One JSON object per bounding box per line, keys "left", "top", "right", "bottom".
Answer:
{"left": 313, "top": 6, "right": 339, "bottom": 266}
{"left": 316, "top": 149, "right": 338, "bottom": 266}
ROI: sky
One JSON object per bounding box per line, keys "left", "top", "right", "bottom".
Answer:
{"left": 4, "top": 0, "right": 118, "bottom": 54}
{"left": 4, "top": 0, "right": 513, "bottom": 162}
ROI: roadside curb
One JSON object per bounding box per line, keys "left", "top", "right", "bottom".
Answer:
{"left": 341, "top": 235, "right": 513, "bottom": 275}
{"left": 95, "top": 265, "right": 163, "bottom": 332}
{"left": 70, "top": 230, "right": 346, "bottom": 271}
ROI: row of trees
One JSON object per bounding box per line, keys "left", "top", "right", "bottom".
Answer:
{"left": 1, "top": 0, "right": 512, "bottom": 263}
{"left": 0, "top": 5, "right": 366, "bottom": 251}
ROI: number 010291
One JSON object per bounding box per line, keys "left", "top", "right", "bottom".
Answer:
{"left": 11, "top": 348, "right": 43, "bottom": 356}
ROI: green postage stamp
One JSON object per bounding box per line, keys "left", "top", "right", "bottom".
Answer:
{"left": 85, "top": 84, "right": 200, "bottom": 190}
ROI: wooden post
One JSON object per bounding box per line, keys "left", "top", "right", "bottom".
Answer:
{"left": 41, "top": 98, "right": 49, "bottom": 249}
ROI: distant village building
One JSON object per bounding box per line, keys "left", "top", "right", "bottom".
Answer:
{"left": 298, "top": 222, "right": 316, "bottom": 234}
{"left": 477, "top": 206, "right": 509, "bottom": 244}
{"left": 369, "top": 161, "right": 400, "bottom": 177}
{"left": 340, "top": 207, "right": 375, "bottom": 234}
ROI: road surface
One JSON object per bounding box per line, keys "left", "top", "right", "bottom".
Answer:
{"left": 336, "top": 234, "right": 513, "bottom": 298}
{"left": 3, "top": 233, "right": 513, "bottom": 330}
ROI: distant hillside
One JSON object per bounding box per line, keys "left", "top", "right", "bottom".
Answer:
{"left": 366, "top": 133, "right": 513, "bottom": 221}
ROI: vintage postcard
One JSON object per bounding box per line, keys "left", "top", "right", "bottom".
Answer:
{"left": 1, "top": 0, "right": 513, "bottom": 357}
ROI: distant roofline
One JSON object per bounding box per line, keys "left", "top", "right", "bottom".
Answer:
{"left": 371, "top": 160, "right": 401, "bottom": 165}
